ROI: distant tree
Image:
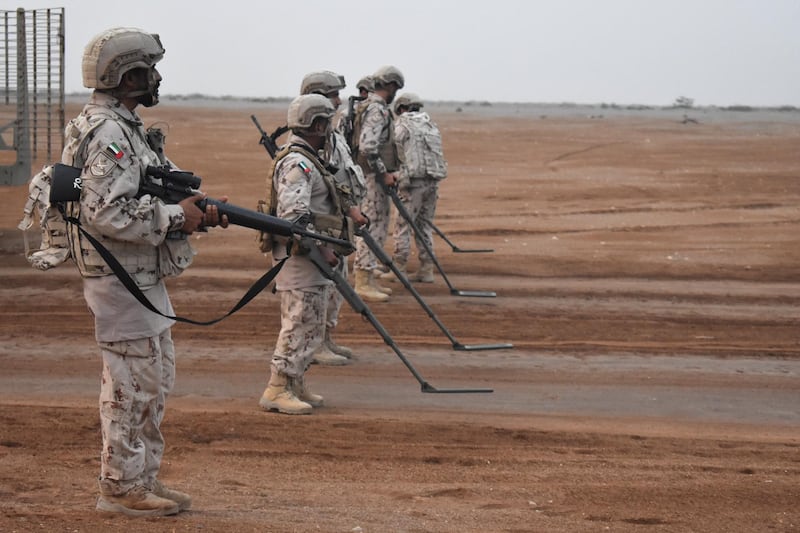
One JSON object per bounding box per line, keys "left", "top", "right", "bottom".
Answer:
{"left": 673, "top": 96, "right": 694, "bottom": 108}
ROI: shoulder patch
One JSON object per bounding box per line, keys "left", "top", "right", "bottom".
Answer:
{"left": 106, "top": 142, "right": 124, "bottom": 160}
{"left": 298, "top": 161, "right": 312, "bottom": 174}
{"left": 89, "top": 151, "right": 118, "bottom": 177}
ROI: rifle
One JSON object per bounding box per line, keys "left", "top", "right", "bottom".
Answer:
{"left": 343, "top": 95, "right": 366, "bottom": 150}
{"left": 250, "top": 115, "right": 289, "bottom": 159}
{"left": 47, "top": 163, "right": 353, "bottom": 325}
{"left": 49, "top": 163, "right": 353, "bottom": 256}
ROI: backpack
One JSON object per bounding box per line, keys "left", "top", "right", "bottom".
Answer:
{"left": 17, "top": 115, "right": 109, "bottom": 271}
{"left": 17, "top": 116, "right": 165, "bottom": 270}
{"left": 18, "top": 164, "right": 72, "bottom": 270}
{"left": 397, "top": 112, "right": 448, "bottom": 180}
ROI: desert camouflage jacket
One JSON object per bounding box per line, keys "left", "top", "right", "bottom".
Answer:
{"left": 355, "top": 93, "right": 400, "bottom": 175}
{"left": 65, "top": 91, "right": 190, "bottom": 286}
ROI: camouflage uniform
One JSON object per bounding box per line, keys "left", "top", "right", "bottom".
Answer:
{"left": 270, "top": 135, "right": 340, "bottom": 377}
{"left": 63, "top": 91, "right": 191, "bottom": 497}
{"left": 353, "top": 93, "right": 400, "bottom": 272}
{"left": 325, "top": 130, "right": 365, "bottom": 332}
{"left": 392, "top": 110, "right": 448, "bottom": 266}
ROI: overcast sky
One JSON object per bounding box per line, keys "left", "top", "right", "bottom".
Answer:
{"left": 10, "top": 0, "right": 800, "bottom": 107}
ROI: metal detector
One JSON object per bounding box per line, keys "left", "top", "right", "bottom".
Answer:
{"left": 381, "top": 183, "right": 496, "bottom": 298}
{"left": 305, "top": 243, "right": 493, "bottom": 394}
{"left": 429, "top": 220, "right": 494, "bottom": 254}
{"left": 356, "top": 227, "right": 512, "bottom": 351}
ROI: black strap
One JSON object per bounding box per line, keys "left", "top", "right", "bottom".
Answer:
{"left": 66, "top": 215, "right": 286, "bottom": 326}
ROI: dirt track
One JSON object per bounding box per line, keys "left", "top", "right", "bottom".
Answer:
{"left": 1, "top": 101, "right": 799, "bottom": 532}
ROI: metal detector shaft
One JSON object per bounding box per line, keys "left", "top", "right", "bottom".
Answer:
{"left": 305, "top": 243, "right": 493, "bottom": 394}
{"left": 429, "top": 220, "right": 494, "bottom": 253}
{"left": 356, "top": 227, "right": 512, "bottom": 351}
{"left": 381, "top": 183, "right": 496, "bottom": 298}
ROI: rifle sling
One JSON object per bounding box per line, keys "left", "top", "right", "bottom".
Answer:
{"left": 65, "top": 214, "right": 286, "bottom": 326}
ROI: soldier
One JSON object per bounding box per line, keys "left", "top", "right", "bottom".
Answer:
{"left": 299, "top": 71, "right": 367, "bottom": 366}
{"left": 381, "top": 92, "right": 448, "bottom": 283}
{"left": 334, "top": 74, "right": 374, "bottom": 153}
{"left": 259, "top": 94, "right": 353, "bottom": 414}
{"left": 351, "top": 65, "right": 405, "bottom": 302}
{"left": 68, "top": 28, "right": 227, "bottom": 516}
{"left": 356, "top": 75, "right": 374, "bottom": 98}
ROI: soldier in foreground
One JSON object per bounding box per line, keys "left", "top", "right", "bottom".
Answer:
{"left": 68, "top": 28, "right": 226, "bottom": 516}
{"left": 351, "top": 65, "right": 405, "bottom": 302}
{"left": 259, "top": 95, "right": 354, "bottom": 414}
{"left": 300, "top": 71, "right": 368, "bottom": 366}
{"left": 381, "top": 92, "right": 448, "bottom": 283}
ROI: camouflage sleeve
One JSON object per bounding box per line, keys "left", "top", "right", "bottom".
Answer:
{"left": 394, "top": 121, "right": 410, "bottom": 180}
{"left": 333, "top": 107, "right": 347, "bottom": 135}
{"left": 357, "top": 102, "right": 388, "bottom": 175}
{"left": 329, "top": 132, "right": 365, "bottom": 208}
{"left": 274, "top": 153, "right": 312, "bottom": 221}
{"left": 79, "top": 121, "right": 185, "bottom": 246}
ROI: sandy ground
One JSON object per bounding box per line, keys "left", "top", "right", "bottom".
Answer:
{"left": 1, "top": 100, "right": 799, "bottom": 532}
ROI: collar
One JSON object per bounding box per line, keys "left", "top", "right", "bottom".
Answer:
{"left": 87, "top": 91, "right": 143, "bottom": 126}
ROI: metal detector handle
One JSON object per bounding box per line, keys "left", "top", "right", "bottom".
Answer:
{"left": 354, "top": 226, "right": 512, "bottom": 352}
{"left": 304, "top": 240, "right": 492, "bottom": 394}
{"left": 382, "top": 183, "right": 496, "bottom": 297}
{"left": 428, "top": 220, "right": 494, "bottom": 254}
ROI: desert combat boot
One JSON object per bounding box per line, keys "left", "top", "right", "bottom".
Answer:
{"left": 152, "top": 479, "right": 192, "bottom": 511}
{"left": 311, "top": 341, "right": 350, "bottom": 366}
{"left": 413, "top": 261, "right": 435, "bottom": 283}
{"left": 259, "top": 371, "right": 313, "bottom": 414}
{"left": 96, "top": 485, "right": 180, "bottom": 516}
{"left": 324, "top": 329, "right": 353, "bottom": 358}
{"left": 355, "top": 269, "right": 389, "bottom": 302}
{"left": 369, "top": 271, "right": 393, "bottom": 295}
{"left": 290, "top": 376, "right": 324, "bottom": 407}
{"left": 379, "top": 260, "right": 407, "bottom": 283}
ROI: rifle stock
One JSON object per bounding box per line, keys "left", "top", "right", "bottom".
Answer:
{"left": 251, "top": 115, "right": 288, "bottom": 160}
{"left": 343, "top": 95, "right": 366, "bottom": 150}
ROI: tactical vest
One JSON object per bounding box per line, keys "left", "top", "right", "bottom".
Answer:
{"left": 328, "top": 130, "right": 366, "bottom": 208}
{"left": 63, "top": 108, "right": 166, "bottom": 287}
{"left": 352, "top": 99, "right": 400, "bottom": 173}
{"left": 259, "top": 143, "right": 354, "bottom": 256}
{"left": 397, "top": 112, "right": 448, "bottom": 180}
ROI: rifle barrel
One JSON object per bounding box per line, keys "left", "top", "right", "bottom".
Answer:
{"left": 203, "top": 198, "right": 352, "bottom": 249}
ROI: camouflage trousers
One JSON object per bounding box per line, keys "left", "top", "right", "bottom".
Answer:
{"left": 326, "top": 260, "right": 346, "bottom": 330}
{"left": 354, "top": 173, "right": 391, "bottom": 272}
{"left": 271, "top": 286, "right": 328, "bottom": 378}
{"left": 392, "top": 178, "right": 439, "bottom": 265}
{"left": 97, "top": 329, "right": 175, "bottom": 496}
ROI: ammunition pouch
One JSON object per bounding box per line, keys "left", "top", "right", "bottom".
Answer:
{"left": 311, "top": 212, "right": 354, "bottom": 256}
{"left": 256, "top": 199, "right": 276, "bottom": 253}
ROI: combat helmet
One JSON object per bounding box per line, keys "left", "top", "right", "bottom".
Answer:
{"left": 82, "top": 27, "right": 164, "bottom": 89}
{"left": 356, "top": 75, "right": 374, "bottom": 93}
{"left": 394, "top": 92, "right": 424, "bottom": 114}
{"left": 287, "top": 94, "right": 336, "bottom": 134}
{"left": 300, "top": 71, "right": 346, "bottom": 96}
{"left": 372, "top": 65, "right": 404, "bottom": 89}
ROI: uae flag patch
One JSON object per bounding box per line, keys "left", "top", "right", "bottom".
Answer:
{"left": 106, "top": 142, "right": 124, "bottom": 160}
{"left": 298, "top": 161, "right": 311, "bottom": 174}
